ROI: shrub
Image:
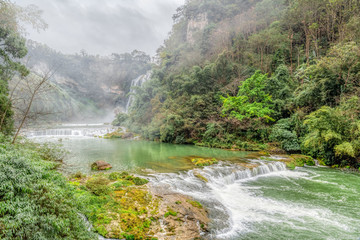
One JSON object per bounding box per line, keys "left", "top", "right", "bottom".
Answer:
{"left": 86, "top": 177, "right": 111, "bottom": 196}
{"left": 133, "top": 177, "right": 149, "bottom": 186}
{"left": 0, "top": 141, "right": 96, "bottom": 240}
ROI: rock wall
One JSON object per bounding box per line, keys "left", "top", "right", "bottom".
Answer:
{"left": 186, "top": 12, "right": 208, "bottom": 44}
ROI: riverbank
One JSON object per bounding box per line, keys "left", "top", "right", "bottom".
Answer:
{"left": 0, "top": 136, "right": 97, "bottom": 240}
{"left": 70, "top": 171, "right": 209, "bottom": 239}
{"left": 2, "top": 135, "right": 360, "bottom": 240}
{"left": 0, "top": 137, "right": 210, "bottom": 240}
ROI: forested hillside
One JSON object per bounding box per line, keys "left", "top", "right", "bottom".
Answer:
{"left": 24, "top": 41, "right": 151, "bottom": 122}
{"left": 117, "top": 0, "right": 360, "bottom": 168}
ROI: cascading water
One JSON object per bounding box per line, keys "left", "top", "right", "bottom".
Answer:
{"left": 149, "top": 161, "right": 360, "bottom": 239}
{"left": 125, "top": 71, "right": 152, "bottom": 113}
{"left": 150, "top": 161, "right": 287, "bottom": 239}
{"left": 25, "top": 123, "right": 116, "bottom": 138}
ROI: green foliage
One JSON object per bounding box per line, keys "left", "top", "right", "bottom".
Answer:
{"left": 186, "top": 199, "right": 203, "bottom": 209}
{"left": 133, "top": 177, "right": 149, "bottom": 186}
{"left": 191, "top": 157, "right": 218, "bottom": 167}
{"left": 270, "top": 117, "right": 301, "bottom": 152}
{"left": 86, "top": 177, "right": 111, "bottom": 196}
{"left": 113, "top": 0, "right": 360, "bottom": 168}
{"left": 164, "top": 208, "right": 177, "bottom": 218}
{"left": 112, "top": 113, "right": 129, "bottom": 126}
{"left": 221, "top": 71, "right": 274, "bottom": 122}
{"left": 0, "top": 141, "right": 96, "bottom": 240}
{"left": 302, "top": 99, "right": 360, "bottom": 167}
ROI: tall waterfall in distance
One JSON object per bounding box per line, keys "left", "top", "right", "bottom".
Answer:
{"left": 125, "top": 71, "right": 152, "bottom": 113}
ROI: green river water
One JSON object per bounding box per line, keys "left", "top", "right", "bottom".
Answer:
{"left": 29, "top": 126, "right": 360, "bottom": 240}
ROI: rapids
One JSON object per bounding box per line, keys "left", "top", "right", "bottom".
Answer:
{"left": 26, "top": 125, "right": 360, "bottom": 239}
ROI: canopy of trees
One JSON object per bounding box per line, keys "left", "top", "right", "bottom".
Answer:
{"left": 117, "top": 0, "right": 360, "bottom": 168}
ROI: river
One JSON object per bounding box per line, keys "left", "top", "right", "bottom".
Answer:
{"left": 26, "top": 124, "right": 360, "bottom": 240}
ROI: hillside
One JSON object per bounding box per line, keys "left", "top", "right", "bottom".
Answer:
{"left": 24, "top": 40, "right": 151, "bottom": 122}
{"left": 118, "top": 0, "right": 360, "bottom": 168}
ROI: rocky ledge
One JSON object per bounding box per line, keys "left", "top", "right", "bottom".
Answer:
{"left": 68, "top": 171, "right": 209, "bottom": 240}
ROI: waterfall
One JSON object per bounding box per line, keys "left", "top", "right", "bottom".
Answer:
{"left": 125, "top": 71, "right": 152, "bottom": 113}
{"left": 25, "top": 124, "right": 116, "bottom": 138}
{"left": 150, "top": 161, "right": 289, "bottom": 239}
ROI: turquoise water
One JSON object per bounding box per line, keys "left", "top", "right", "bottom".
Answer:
{"left": 58, "top": 138, "right": 250, "bottom": 174}
{"left": 30, "top": 127, "right": 360, "bottom": 240}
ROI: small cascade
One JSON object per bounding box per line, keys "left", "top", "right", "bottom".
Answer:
{"left": 25, "top": 124, "right": 116, "bottom": 138}
{"left": 125, "top": 71, "right": 152, "bottom": 113}
{"left": 150, "top": 161, "right": 288, "bottom": 239}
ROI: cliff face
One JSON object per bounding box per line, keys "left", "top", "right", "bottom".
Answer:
{"left": 186, "top": 12, "right": 208, "bottom": 44}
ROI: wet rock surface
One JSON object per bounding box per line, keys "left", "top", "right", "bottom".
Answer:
{"left": 91, "top": 161, "right": 112, "bottom": 171}
{"left": 150, "top": 185, "right": 209, "bottom": 240}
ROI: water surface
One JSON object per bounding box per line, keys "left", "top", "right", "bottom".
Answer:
{"left": 28, "top": 125, "right": 360, "bottom": 239}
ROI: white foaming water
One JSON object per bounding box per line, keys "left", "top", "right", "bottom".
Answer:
{"left": 125, "top": 71, "right": 152, "bottom": 113}
{"left": 24, "top": 124, "right": 117, "bottom": 138}
{"left": 150, "top": 161, "right": 360, "bottom": 239}
{"left": 150, "top": 162, "right": 288, "bottom": 238}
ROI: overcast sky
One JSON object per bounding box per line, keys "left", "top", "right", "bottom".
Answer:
{"left": 15, "top": 0, "right": 185, "bottom": 56}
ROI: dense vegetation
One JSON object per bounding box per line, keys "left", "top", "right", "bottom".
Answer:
{"left": 117, "top": 0, "right": 360, "bottom": 168}
{"left": 0, "top": 136, "right": 97, "bottom": 239}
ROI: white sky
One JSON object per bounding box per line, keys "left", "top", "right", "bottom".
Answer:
{"left": 15, "top": 0, "right": 185, "bottom": 56}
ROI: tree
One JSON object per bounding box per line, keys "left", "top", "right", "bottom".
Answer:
{"left": 221, "top": 71, "right": 274, "bottom": 122}
{"left": 12, "top": 69, "right": 55, "bottom": 143}
{"left": 0, "top": 0, "right": 46, "bottom": 135}
{"left": 302, "top": 97, "right": 360, "bottom": 167}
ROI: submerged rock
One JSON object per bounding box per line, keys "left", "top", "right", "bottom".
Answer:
{"left": 91, "top": 161, "right": 112, "bottom": 171}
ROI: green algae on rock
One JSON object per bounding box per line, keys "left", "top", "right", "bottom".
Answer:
{"left": 91, "top": 160, "right": 112, "bottom": 171}
{"left": 191, "top": 157, "right": 218, "bottom": 166}
{"left": 70, "top": 172, "right": 209, "bottom": 240}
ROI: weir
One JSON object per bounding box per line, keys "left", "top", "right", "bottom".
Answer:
{"left": 25, "top": 125, "right": 116, "bottom": 138}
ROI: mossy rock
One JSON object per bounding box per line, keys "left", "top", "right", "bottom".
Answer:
{"left": 286, "top": 155, "right": 315, "bottom": 170}
{"left": 186, "top": 199, "right": 203, "bottom": 209}
{"left": 164, "top": 208, "right": 177, "bottom": 218}
{"left": 91, "top": 161, "right": 112, "bottom": 171}
{"left": 191, "top": 158, "right": 218, "bottom": 167}
{"left": 291, "top": 154, "right": 315, "bottom": 166}
{"left": 258, "top": 151, "right": 270, "bottom": 156}
{"left": 194, "top": 172, "right": 208, "bottom": 182}
{"left": 85, "top": 176, "right": 111, "bottom": 196}
{"left": 103, "top": 130, "right": 124, "bottom": 139}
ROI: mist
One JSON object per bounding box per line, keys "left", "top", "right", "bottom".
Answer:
{"left": 16, "top": 0, "right": 185, "bottom": 56}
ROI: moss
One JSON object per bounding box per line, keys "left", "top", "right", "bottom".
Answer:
{"left": 69, "top": 181, "right": 80, "bottom": 186}
{"left": 71, "top": 171, "right": 86, "bottom": 179}
{"left": 175, "top": 201, "right": 181, "bottom": 204}
{"left": 133, "top": 177, "right": 149, "bottom": 185}
{"left": 85, "top": 176, "right": 111, "bottom": 196}
{"left": 286, "top": 154, "right": 315, "bottom": 170}
{"left": 258, "top": 151, "right": 270, "bottom": 156}
{"left": 191, "top": 157, "right": 218, "bottom": 167}
{"left": 164, "top": 208, "right": 177, "bottom": 217}
{"left": 286, "top": 161, "right": 296, "bottom": 170}
{"left": 112, "top": 180, "right": 134, "bottom": 189}
{"left": 187, "top": 199, "right": 203, "bottom": 209}
{"left": 194, "top": 173, "right": 208, "bottom": 182}
{"left": 103, "top": 129, "right": 124, "bottom": 139}
{"left": 72, "top": 171, "right": 158, "bottom": 239}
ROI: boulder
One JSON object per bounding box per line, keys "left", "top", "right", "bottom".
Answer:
{"left": 122, "top": 132, "right": 134, "bottom": 139}
{"left": 91, "top": 161, "right": 112, "bottom": 171}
